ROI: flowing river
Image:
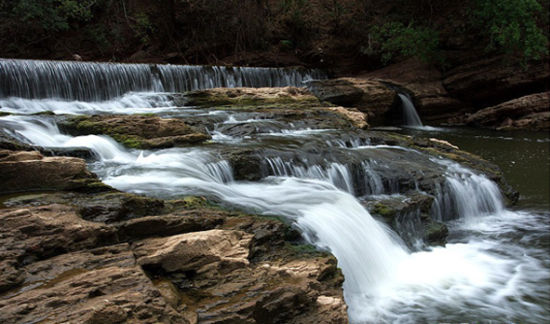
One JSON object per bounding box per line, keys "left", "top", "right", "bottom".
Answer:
{"left": 1, "top": 59, "right": 549, "bottom": 323}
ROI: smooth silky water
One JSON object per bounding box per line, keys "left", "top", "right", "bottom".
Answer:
{"left": 1, "top": 59, "right": 549, "bottom": 323}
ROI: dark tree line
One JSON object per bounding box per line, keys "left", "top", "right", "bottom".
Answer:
{"left": 0, "top": 0, "right": 547, "bottom": 67}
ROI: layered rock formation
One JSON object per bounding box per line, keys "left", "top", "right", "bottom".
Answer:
{"left": 465, "top": 92, "right": 550, "bottom": 131}
{"left": 306, "top": 57, "right": 549, "bottom": 130}
{"left": 0, "top": 193, "right": 347, "bottom": 324}
{"left": 59, "top": 115, "right": 211, "bottom": 149}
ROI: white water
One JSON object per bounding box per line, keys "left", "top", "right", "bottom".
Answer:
{"left": 0, "top": 59, "right": 325, "bottom": 101}
{"left": 1, "top": 65, "right": 548, "bottom": 323}
{"left": 0, "top": 92, "right": 178, "bottom": 115}
{"left": 398, "top": 93, "right": 423, "bottom": 127}
{"left": 4, "top": 111, "right": 548, "bottom": 323}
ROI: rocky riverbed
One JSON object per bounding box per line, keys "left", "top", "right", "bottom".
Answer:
{"left": 1, "top": 83, "right": 524, "bottom": 323}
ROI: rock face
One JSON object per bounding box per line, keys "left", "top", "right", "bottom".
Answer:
{"left": 0, "top": 198, "right": 348, "bottom": 324}
{"left": 307, "top": 77, "right": 398, "bottom": 124}
{"left": 443, "top": 57, "right": 550, "bottom": 107}
{"left": 365, "top": 193, "right": 448, "bottom": 247}
{"left": 363, "top": 58, "right": 471, "bottom": 124}
{"left": 59, "top": 115, "right": 211, "bottom": 149}
{"left": 181, "top": 87, "right": 366, "bottom": 134}
{"left": 0, "top": 149, "right": 110, "bottom": 194}
{"left": 465, "top": 92, "right": 550, "bottom": 131}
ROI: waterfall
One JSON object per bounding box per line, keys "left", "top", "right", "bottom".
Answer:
{"left": 431, "top": 160, "right": 504, "bottom": 222}
{"left": 3, "top": 113, "right": 409, "bottom": 301}
{"left": 2, "top": 61, "right": 547, "bottom": 323}
{"left": 0, "top": 59, "right": 326, "bottom": 101}
{"left": 0, "top": 92, "right": 177, "bottom": 115}
{"left": 264, "top": 157, "right": 355, "bottom": 194}
{"left": 2, "top": 112, "right": 548, "bottom": 323}
{"left": 398, "top": 93, "right": 423, "bottom": 126}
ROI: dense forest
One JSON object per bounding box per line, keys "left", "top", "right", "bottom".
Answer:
{"left": 0, "top": 0, "right": 548, "bottom": 73}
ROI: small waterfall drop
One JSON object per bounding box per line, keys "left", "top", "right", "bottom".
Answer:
{"left": 432, "top": 160, "right": 504, "bottom": 221}
{"left": 398, "top": 93, "right": 423, "bottom": 126}
{"left": 264, "top": 157, "right": 355, "bottom": 194}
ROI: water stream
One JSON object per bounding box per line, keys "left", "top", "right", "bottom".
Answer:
{"left": 1, "top": 60, "right": 548, "bottom": 323}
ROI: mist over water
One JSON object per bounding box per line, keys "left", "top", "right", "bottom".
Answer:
{"left": 1, "top": 60, "right": 548, "bottom": 323}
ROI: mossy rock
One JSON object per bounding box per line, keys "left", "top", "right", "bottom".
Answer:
{"left": 58, "top": 115, "right": 210, "bottom": 149}
{"left": 423, "top": 220, "right": 448, "bottom": 246}
{"left": 184, "top": 87, "right": 321, "bottom": 108}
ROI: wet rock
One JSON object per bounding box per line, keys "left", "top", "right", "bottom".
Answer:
{"left": 58, "top": 114, "right": 210, "bottom": 149}
{"left": 0, "top": 150, "right": 111, "bottom": 194}
{"left": 365, "top": 192, "right": 448, "bottom": 247}
{"left": 423, "top": 220, "right": 449, "bottom": 246}
{"left": 227, "top": 149, "right": 264, "bottom": 181}
{"left": 38, "top": 146, "right": 94, "bottom": 159}
{"left": 0, "top": 130, "right": 33, "bottom": 151}
{"left": 307, "top": 77, "right": 398, "bottom": 124}
{"left": 465, "top": 92, "right": 550, "bottom": 131}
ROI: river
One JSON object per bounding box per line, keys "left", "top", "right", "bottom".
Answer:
{"left": 1, "top": 59, "right": 548, "bottom": 323}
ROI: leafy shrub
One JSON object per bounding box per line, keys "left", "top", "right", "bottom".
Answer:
{"left": 473, "top": 0, "right": 548, "bottom": 60}
{"left": 134, "top": 12, "right": 155, "bottom": 45}
{"left": 367, "top": 21, "right": 440, "bottom": 64}
{"left": 10, "top": 0, "right": 97, "bottom": 32}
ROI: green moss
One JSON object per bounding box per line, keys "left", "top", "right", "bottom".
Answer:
{"left": 372, "top": 202, "right": 396, "bottom": 219}
{"left": 185, "top": 90, "right": 320, "bottom": 108}
{"left": 424, "top": 220, "right": 448, "bottom": 246}
{"left": 285, "top": 242, "right": 324, "bottom": 256}
{"left": 181, "top": 196, "right": 209, "bottom": 209}
{"left": 69, "top": 179, "right": 114, "bottom": 193}
{"left": 112, "top": 134, "right": 147, "bottom": 149}
{"left": 30, "top": 111, "right": 56, "bottom": 116}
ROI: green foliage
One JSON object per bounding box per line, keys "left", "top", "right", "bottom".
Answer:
{"left": 367, "top": 21, "right": 440, "bottom": 64}
{"left": 277, "top": 0, "right": 311, "bottom": 44}
{"left": 134, "top": 12, "right": 155, "bottom": 45}
{"left": 11, "top": 0, "right": 97, "bottom": 32}
{"left": 473, "top": 0, "right": 548, "bottom": 60}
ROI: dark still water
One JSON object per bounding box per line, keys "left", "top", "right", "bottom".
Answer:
{"left": 401, "top": 127, "right": 550, "bottom": 211}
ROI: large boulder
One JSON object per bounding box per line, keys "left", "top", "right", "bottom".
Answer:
{"left": 0, "top": 200, "right": 349, "bottom": 323}
{"left": 0, "top": 150, "right": 110, "bottom": 194}
{"left": 134, "top": 229, "right": 253, "bottom": 273}
{"left": 465, "top": 92, "right": 550, "bottom": 131}
{"left": 307, "top": 77, "right": 398, "bottom": 124}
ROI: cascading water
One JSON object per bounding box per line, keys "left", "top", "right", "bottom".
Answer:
{"left": 1, "top": 60, "right": 548, "bottom": 323}
{"left": 398, "top": 93, "right": 423, "bottom": 127}
{"left": 0, "top": 59, "right": 325, "bottom": 101}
